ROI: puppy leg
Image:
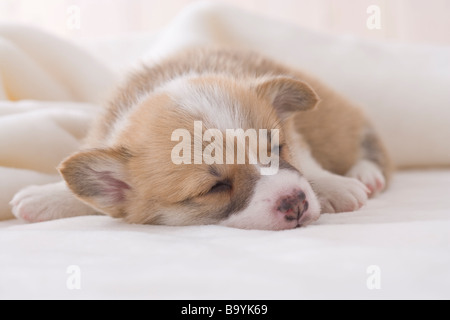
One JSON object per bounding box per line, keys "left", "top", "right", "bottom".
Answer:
{"left": 346, "top": 160, "right": 385, "bottom": 196}
{"left": 293, "top": 148, "right": 370, "bottom": 213}
{"left": 286, "top": 123, "right": 370, "bottom": 213}
{"left": 346, "top": 127, "right": 393, "bottom": 196}
{"left": 10, "top": 181, "right": 99, "bottom": 223}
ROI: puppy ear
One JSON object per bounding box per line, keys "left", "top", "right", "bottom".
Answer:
{"left": 58, "top": 148, "right": 132, "bottom": 218}
{"left": 254, "top": 76, "right": 319, "bottom": 120}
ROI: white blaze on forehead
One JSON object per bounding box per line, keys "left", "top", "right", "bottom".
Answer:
{"left": 105, "top": 90, "right": 155, "bottom": 147}
{"left": 220, "top": 169, "right": 321, "bottom": 230}
{"left": 165, "top": 76, "right": 245, "bottom": 131}
{"left": 166, "top": 76, "right": 280, "bottom": 174}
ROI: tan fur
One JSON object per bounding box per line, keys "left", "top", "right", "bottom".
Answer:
{"left": 86, "top": 48, "right": 391, "bottom": 178}
{"left": 59, "top": 47, "right": 392, "bottom": 225}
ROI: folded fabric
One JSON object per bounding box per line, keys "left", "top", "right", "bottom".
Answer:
{"left": 0, "top": 26, "right": 111, "bottom": 220}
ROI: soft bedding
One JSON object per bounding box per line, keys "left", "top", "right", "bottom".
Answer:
{"left": 0, "top": 2, "right": 449, "bottom": 299}
{"left": 1, "top": 169, "right": 449, "bottom": 299}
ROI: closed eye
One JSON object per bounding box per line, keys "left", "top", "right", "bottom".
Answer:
{"left": 272, "top": 144, "right": 284, "bottom": 155}
{"left": 208, "top": 180, "right": 232, "bottom": 194}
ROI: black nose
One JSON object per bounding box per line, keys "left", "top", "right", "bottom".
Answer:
{"left": 276, "top": 190, "right": 309, "bottom": 221}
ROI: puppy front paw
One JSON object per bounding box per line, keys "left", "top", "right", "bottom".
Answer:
{"left": 10, "top": 185, "right": 61, "bottom": 222}
{"left": 10, "top": 183, "right": 94, "bottom": 223}
{"left": 346, "top": 160, "right": 385, "bottom": 196}
{"left": 310, "top": 174, "right": 370, "bottom": 214}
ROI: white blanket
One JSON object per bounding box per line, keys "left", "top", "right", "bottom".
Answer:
{"left": 0, "top": 2, "right": 449, "bottom": 299}
{"left": 1, "top": 170, "right": 449, "bottom": 299}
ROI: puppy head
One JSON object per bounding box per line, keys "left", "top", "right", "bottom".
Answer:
{"left": 59, "top": 75, "right": 321, "bottom": 230}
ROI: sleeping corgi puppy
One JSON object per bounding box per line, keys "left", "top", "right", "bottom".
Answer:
{"left": 10, "top": 47, "right": 392, "bottom": 230}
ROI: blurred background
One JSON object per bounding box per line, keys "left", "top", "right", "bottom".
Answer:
{"left": 1, "top": 0, "right": 449, "bottom": 45}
